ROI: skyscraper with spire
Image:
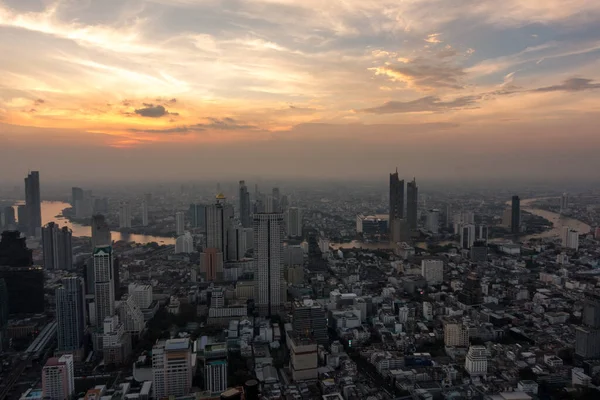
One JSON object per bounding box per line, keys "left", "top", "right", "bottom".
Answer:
{"left": 406, "top": 178, "right": 418, "bottom": 231}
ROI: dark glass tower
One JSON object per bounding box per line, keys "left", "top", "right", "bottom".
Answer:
{"left": 42, "top": 222, "right": 73, "bottom": 270}
{"left": 511, "top": 196, "right": 520, "bottom": 234}
{"left": 389, "top": 169, "right": 404, "bottom": 232}
{"left": 406, "top": 178, "right": 418, "bottom": 230}
{"left": 24, "top": 171, "right": 42, "bottom": 237}
{"left": 239, "top": 181, "right": 251, "bottom": 228}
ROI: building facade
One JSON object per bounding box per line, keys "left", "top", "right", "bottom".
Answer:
{"left": 254, "top": 213, "right": 284, "bottom": 316}
{"left": 93, "top": 246, "right": 115, "bottom": 328}
{"left": 42, "top": 355, "right": 74, "bottom": 400}
{"left": 25, "top": 171, "right": 42, "bottom": 237}
{"left": 56, "top": 277, "right": 85, "bottom": 352}
{"left": 42, "top": 222, "right": 73, "bottom": 270}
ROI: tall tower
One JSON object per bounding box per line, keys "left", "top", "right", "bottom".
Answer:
{"left": 239, "top": 181, "right": 251, "bottom": 228}
{"left": 285, "top": 207, "right": 303, "bottom": 238}
{"left": 93, "top": 246, "right": 115, "bottom": 328}
{"left": 205, "top": 194, "right": 234, "bottom": 259}
{"left": 406, "top": 178, "right": 418, "bottom": 230}
{"left": 254, "top": 213, "right": 284, "bottom": 316}
{"left": 56, "top": 277, "right": 85, "bottom": 352}
{"left": 141, "top": 199, "right": 149, "bottom": 227}
{"left": 119, "top": 203, "right": 132, "bottom": 229}
{"left": 91, "top": 215, "right": 111, "bottom": 248}
{"left": 42, "top": 222, "right": 73, "bottom": 270}
{"left": 24, "top": 171, "right": 42, "bottom": 237}
{"left": 511, "top": 196, "right": 520, "bottom": 234}
{"left": 389, "top": 169, "right": 404, "bottom": 234}
{"left": 175, "top": 211, "right": 185, "bottom": 235}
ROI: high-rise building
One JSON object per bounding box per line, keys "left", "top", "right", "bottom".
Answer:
{"left": 200, "top": 248, "right": 224, "bottom": 281}
{"left": 465, "top": 346, "right": 487, "bottom": 376}
{"left": 128, "top": 284, "right": 153, "bottom": 309}
{"left": 42, "top": 354, "right": 74, "bottom": 400}
{"left": 239, "top": 181, "right": 251, "bottom": 228}
{"left": 255, "top": 213, "right": 284, "bottom": 316}
{"left": 175, "top": 232, "right": 194, "bottom": 254}
{"left": 286, "top": 207, "right": 303, "bottom": 238}
{"left": 42, "top": 222, "right": 73, "bottom": 270}
{"left": 119, "top": 203, "right": 132, "bottom": 229}
{"left": 389, "top": 170, "right": 404, "bottom": 235}
{"left": 292, "top": 300, "right": 328, "bottom": 346}
{"left": 141, "top": 199, "right": 149, "bottom": 227}
{"left": 576, "top": 294, "right": 600, "bottom": 358}
{"left": 477, "top": 225, "right": 488, "bottom": 242}
{"left": 102, "top": 315, "right": 131, "bottom": 364}
{"left": 94, "top": 197, "right": 109, "bottom": 214}
{"left": 91, "top": 215, "right": 111, "bottom": 248}
{"left": 175, "top": 211, "right": 185, "bottom": 235}
{"left": 1, "top": 206, "right": 16, "bottom": 230}
{"left": 71, "top": 187, "right": 84, "bottom": 215}
{"left": 0, "top": 278, "right": 8, "bottom": 330}
{"left": 560, "top": 192, "right": 569, "bottom": 213}
{"left": 227, "top": 225, "right": 249, "bottom": 261}
{"left": 118, "top": 294, "right": 145, "bottom": 336}
{"left": 457, "top": 271, "right": 483, "bottom": 306}
{"left": 24, "top": 171, "right": 42, "bottom": 237}
{"left": 561, "top": 227, "right": 580, "bottom": 250}
{"left": 202, "top": 342, "right": 228, "bottom": 395}
{"left": 152, "top": 338, "right": 194, "bottom": 399}
{"left": 188, "top": 204, "right": 206, "bottom": 231}
{"left": 93, "top": 246, "right": 115, "bottom": 328}
{"left": 421, "top": 259, "right": 444, "bottom": 285}
{"left": 56, "top": 277, "right": 86, "bottom": 353}
{"left": 461, "top": 224, "right": 476, "bottom": 249}
{"left": 205, "top": 194, "right": 234, "bottom": 259}
{"left": 425, "top": 209, "right": 440, "bottom": 233}
{"left": 17, "top": 205, "right": 28, "bottom": 233}
{"left": 511, "top": 196, "right": 520, "bottom": 234}
{"left": 444, "top": 322, "right": 469, "bottom": 347}
{"left": 406, "top": 178, "right": 418, "bottom": 230}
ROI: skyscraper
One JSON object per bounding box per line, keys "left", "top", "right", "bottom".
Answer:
{"left": 511, "top": 196, "right": 520, "bottom": 234}
{"left": 17, "top": 204, "right": 28, "bottom": 233}
{"left": 406, "top": 178, "right": 418, "bottom": 230}
{"left": 188, "top": 204, "right": 206, "bottom": 231}
{"left": 254, "top": 213, "right": 284, "bottom": 316}
{"left": 576, "top": 294, "right": 600, "bottom": 358}
{"left": 152, "top": 338, "right": 194, "bottom": 399}
{"left": 239, "top": 181, "right": 251, "bottom": 228}
{"left": 175, "top": 232, "right": 194, "bottom": 254}
{"left": 93, "top": 246, "right": 115, "bottom": 328}
{"left": 560, "top": 192, "right": 569, "bottom": 213}
{"left": 0, "top": 278, "right": 8, "bottom": 331}
{"left": 175, "top": 211, "right": 185, "bottom": 235}
{"left": 119, "top": 203, "right": 132, "bottom": 229}
{"left": 200, "top": 248, "right": 223, "bottom": 281}
{"left": 389, "top": 169, "right": 404, "bottom": 236}
{"left": 292, "top": 300, "right": 328, "bottom": 346}
{"left": 91, "top": 215, "right": 111, "bottom": 248}
{"left": 71, "top": 187, "right": 84, "bottom": 215}
{"left": 42, "top": 354, "right": 75, "bottom": 400}
{"left": 205, "top": 194, "right": 234, "bottom": 259}
{"left": 227, "top": 225, "right": 249, "bottom": 261}
{"left": 286, "top": 207, "right": 303, "bottom": 238}
{"left": 1, "top": 206, "right": 16, "bottom": 230}
{"left": 461, "top": 224, "right": 476, "bottom": 249}
{"left": 42, "top": 222, "right": 73, "bottom": 270}
{"left": 141, "top": 199, "right": 149, "bottom": 227}
{"left": 425, "top": 209, "right": 440, "bottom": 233}
{"left": 24, "top": 171, "right": 42, "bottom": 237}
{"left": 56, "top": 277, "right": 85, "bottom": 352}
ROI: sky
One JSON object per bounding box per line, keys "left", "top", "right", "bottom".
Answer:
{"left": 1, "top": 0, "right": 600, "bottom": 183}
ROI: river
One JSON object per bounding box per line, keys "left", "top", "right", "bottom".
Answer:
{"left": 13, "top": 201, "right": 175, "bottom": 245}
{"left": 330, "top": 197, "right": 592, "bottom": 250}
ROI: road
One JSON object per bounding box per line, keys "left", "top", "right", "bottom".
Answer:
{"left": 0, "top": 356, "right": 32, "bottom": 400}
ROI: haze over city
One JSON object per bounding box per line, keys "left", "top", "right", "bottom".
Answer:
{"left": 1, "top": 0, "right": 600, "bottom": 182}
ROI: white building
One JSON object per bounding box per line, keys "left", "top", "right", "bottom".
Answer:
{"left": 561, "top": 227, "right": 579, "bottom": 250}
{"left": 118, "top": 295, "right": 145, "bottom": 335}
{"left": 205, "top": 360, "right": 228, "bottom": 394}
{"left": 141, "top": 199, "right": 149, "bottom": 227}
{"left": 42, "top": 354, "right": 74, "bottom": 400}
{"left": 286, "top": 207, "right": 303, "bottom": 238}
{"left": 175, "top": 211, "right": 185, "bottom": 235}
{"left": 465, "top": 345, "right": 487, "bottom": 376}
{"left": 93, "top": 246, "right": 115, "bottom": 328}
{"left": 119, "top": 203, "right": 132, "bottom": 229}
{"left": 425, "top": 209, "right": 440, "bottom": 233}
{"left": 175, "top": 232, "right": 194, "bottom": 254}
{"left": 152, "top": 338, "right": 194, "bottom": 399}
{"left": 128, "top": 284, "right": 153, "bottom": 309}
{"left": 444, "top": 322, "right": 469, "bottom": 347}
{"left": 421, "top": 259, "right": 443, "bottom": 285}
{"left": 255, "top": 213, "right": 284, "bottom": 316}
{"left": 461, "top": 224, "right": 476, "bottom": 249}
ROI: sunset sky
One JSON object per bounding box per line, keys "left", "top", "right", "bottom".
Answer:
{"left": 1, "top": 0, "right": 600, "bottom": 182}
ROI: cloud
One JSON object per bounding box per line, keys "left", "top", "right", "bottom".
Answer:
{"left": 34, "top": 99, "right": 45, "bottom": 105}
{"left": 134, "top": 105, "right": 172, "bottom": 118}
{"left": 203, "top": 117, "right": 257, "bottom": 130}
{"left": 371, "top": 58, "right": 465, "bottom": 91}
{"left": 425, "top": 33, "right": 442, "bottom": 44}
{"left": 436, "top": 48, "right": 458, "bottom": 59}
{"left": 532, "top": 78, "right": 600, "bottom": 92}
{"left": 357, "top": 95, "right": 480, "bottom": 114}
{"left": 128, "top": 117, "right": 260, "bottom": 133}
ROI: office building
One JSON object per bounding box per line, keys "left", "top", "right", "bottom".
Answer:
{"left": 390, "top": 218, "right": 410, "bottom": 243}
{"left": 56, "top": 277, "right": 85, "bottom": 352}
{"left": 239, "top": 180, "right": 251, "bottom": 228}
{"left": 94, "top": 246, "right": 115, "bottom": 328}
{"left": 200, "top": 248, "right": 223, "bottom": 281}
{"left": 141, "top": 199, "right": 149, "bottom": 226}
{"left": 202, "top": 342, "right": 228, "bottom": 395}
{"left": 389, "top": 170, "right": 404, "bottom": 235}
{"left": 42, "top": 222, "right": 73, "bottom": 270}
{"left": 421, "top": 259, "right": 443, "bottom": 285}
{"left": 292, "top": 299, "right": 328, "bottom": 346}
{"left": 444, "top": 322, "right": 469, "bottom": 347}
{"left": 91, "top": 215, "right": 111, "bottom": 248}
{"left": 465, "top": 346, "right": 487, "bottom": 376}
{"left": 461, "top": 224, "right": 476, "bottom": 249}
{"left": 152, "top": 338, "right": 194, "bottom": 399}
{"left": 289, "top": 335, "right": 318, "bottom": 381}
{"left": 406, "top": 178, "right": 418, "bottom": 230}
{"left": 227, "top": 225, "right": 249, "bottom": 261}
{"left": 24, "top": 171, "right": 42, "bottom": 237}
{"left": 71, "top": 187, "right": 84, "bottom": 215}
{"left": 102, "top": 315, "right": 131, "bottom": 364}
{"left": 128, "top": 284, "right": 153, "bottom": 309}
{"left": 255, "top": 213, "right": 284, "bottom": 316}
{"left": 175, "top": 232, "right": 194, "bottom": 254}
{"left": 272, "top": 187, "right": 281, "bottom": 212}
{"left": 118, "top": 295, "right": 145, "bottom": 335}
{"left": 175, "top": 211, "right": 185, "bottom": 235}
{"left": 425, "top": 209, "right": 440, "bottom": 233}
{"left": 205, "top": 194, "right": 234, "bottom": 259}
{"left": 188, "top": 203, "right": 206, "bottom": 231}
{"left": 561, "top": 227, "right": 580, "bottom": 250}
{"left": 119, "top": 203, "right": 132, "bottom": 229}
{"left": 511, "top": 196, "right": 520, "bottom": 234}
{"left": 286, "top": 207, "right": 303, "bottom": 238}
{"left": 42, "top": 354, "right": 74, "bottom": 400}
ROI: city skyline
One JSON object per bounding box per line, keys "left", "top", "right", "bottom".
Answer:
{"left": 1, "top": 1, "right": 600, "bottom": 182}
